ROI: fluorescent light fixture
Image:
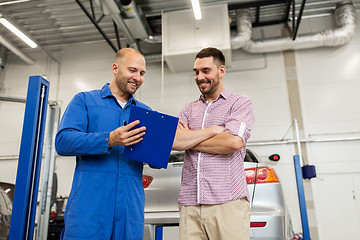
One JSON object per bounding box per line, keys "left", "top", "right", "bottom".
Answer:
{"left": 0, "top": 0, "right": 31, "bottom": 6}
{"left": 191, "top": 0, "right": 202, "bottom": 20}
{"left": 0, "top": 17, "right": 37, "bottom": 48}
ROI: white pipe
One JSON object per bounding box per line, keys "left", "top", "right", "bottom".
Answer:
{"left": 294, "top": 119, "right": 303, "bottom": 166}
{"left": 0, "top": 94, "right": 26, "bottom": 103}
{"left": 0, "top": 94, "right": 58, "bottom": 105}
{"left": 36, "top": 105, "right": 54, "bottom": 240}
{"left": 247, "top": 136, "right": 360, "bottom": 146}
{"left": 230, "top": 8, "right": 252, "bottom": 49}
{"left": 232, "top": 2, "right": 357, "bottom": 53}
{"left": 41, "top": 104, "right": 60, "bottom": 240}
{"left": 0, "top": 32, "right": 34, "bottom": 64}
{"left": 161, "top": 10, "right": 164, "bottom": 112}
{"left": 118, "top": 0, "right": 140, "bottom": 18}
{"left": 98, "top": 0, "right": 138, "bottom": 49}
{"left": 1, "top": 135, "right": 360, "bottom": 161}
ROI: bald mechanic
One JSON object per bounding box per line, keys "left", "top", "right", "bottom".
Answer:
{"left": 55, "top": 48, "right": 151, "bottom": 240}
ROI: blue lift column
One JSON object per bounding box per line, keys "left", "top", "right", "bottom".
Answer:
{"left": 9, "top": 76, "right": 50, "bottom": 240}
{"left": 293, "top": 154, "right": 311, "bottom": 240}
{"left": 155, "top": 226, "right": 163, "bottom": 240}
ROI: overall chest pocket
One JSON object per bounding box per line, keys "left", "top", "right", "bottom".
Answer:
{"left": 87, "top": 105, "right": 122, "bottom": 132}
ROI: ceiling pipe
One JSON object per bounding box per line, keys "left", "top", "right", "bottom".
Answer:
{"left": 116, "top": 0, "right": 153, "bottom": 40}
{"left": 0, "top": 94, "right": 26, "bottom": 103}
{"left": 230, "top": 8, "right": 252, "bottom": 49}
{"left": 0, "top": 45, "right": 7, "bottom": 68}
{"left": 0, "top": 33, "right": 34, "bottom": 64}
{"left": 117, "top": 0, "right": 140, "bottom": 18}
{"left": 97, "top": 0, "right": 138, "bottom": 49}
{"left": 142, "top": 34, "right": 162, "bottom": 44}
{"left": 231, "top": 2, "right": 357, "bottom": 53}
{"left": 144, "top": 53, "right": 162, "bottom": 62}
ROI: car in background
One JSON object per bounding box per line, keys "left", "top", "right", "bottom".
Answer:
{"left": 0, "top": 186, "right": 12, "bottom": 240}
{"left": 143, "top": 149, "right": 294, "bottom": 240}
{"left": 48, "top": 196, "right": 66, "bottom": 240}
{"left": 0, "top": 183, "right": 15, "bottom": 203}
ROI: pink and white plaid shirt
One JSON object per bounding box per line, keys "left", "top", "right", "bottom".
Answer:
{"left": 178, "top": 89, "right": 255, "bottom": 206}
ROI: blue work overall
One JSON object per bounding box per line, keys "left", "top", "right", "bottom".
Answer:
{"left": 55, "top": 83, "right": 151, "bottom": 240}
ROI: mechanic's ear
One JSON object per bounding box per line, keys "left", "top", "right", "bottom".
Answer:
{"left": 112, "top": 63, "right": 118, "bottom": 74}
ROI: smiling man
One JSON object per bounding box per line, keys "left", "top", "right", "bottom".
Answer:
{"left": 55, "top": 48, "right": 151, "bottom": 240}
{"left": 173, "top": 47, "right": 255, "bottom": 240}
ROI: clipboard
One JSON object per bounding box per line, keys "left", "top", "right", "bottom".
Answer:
{"left": 123, "top": 105, "right": 179, "bottom": 169}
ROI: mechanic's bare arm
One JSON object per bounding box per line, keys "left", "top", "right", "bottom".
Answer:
{"left": 172, "top": 121, "right": 224, "bottom": 151}
{"left": 192, "top": 132, "right": 244, "bottom": 155}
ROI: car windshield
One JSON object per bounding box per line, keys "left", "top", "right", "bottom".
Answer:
{"left": 169, "top": 150, "right": 259, "bottom": 163}
{"left": 0, "top": 189, "right": 9, "bottom": 211}
{"left": 169, "top": 152, "right": 185, "bottom": 162}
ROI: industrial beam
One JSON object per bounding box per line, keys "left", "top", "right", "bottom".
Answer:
{"left": 76, "top": 0, "right": 118, "bottom": 52}
{"left": 293, "top": 0, "right": 307, "bottom": 40}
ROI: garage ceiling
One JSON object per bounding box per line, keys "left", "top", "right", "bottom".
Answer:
{"left": 0, "top": 0, "right": 359, "bottom": 62}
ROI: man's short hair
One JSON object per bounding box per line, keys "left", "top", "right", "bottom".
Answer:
{"left": 195, "top": 47, "right": 225, "bottom": 67}
{"left": 115, "top": 48, "right": 143, "bottom": 63}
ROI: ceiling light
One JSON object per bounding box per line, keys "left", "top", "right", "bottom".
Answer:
{"left": 191, "top": 0, "right": 202, "bottom": 20}
{"left": 0, "top": 0, "right": 30, "bottom": 6}
{"left": 0, "top": 17, "right": 37, "bottom": 48}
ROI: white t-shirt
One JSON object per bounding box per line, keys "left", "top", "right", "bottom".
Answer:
{"left": 118, "top": 100, "right": 126, "bottom": 108}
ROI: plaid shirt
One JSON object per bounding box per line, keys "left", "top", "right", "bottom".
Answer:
{"left": 178, "top": 89, "right": 255, "bottom": 205}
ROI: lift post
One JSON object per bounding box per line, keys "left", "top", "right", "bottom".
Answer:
{"left": 36, "top": 102, "right": 61, "bottom": 240}
{"left": 293, "top": 119, "right": 311, "bottom": 240}
{"left": 155, "top": 226, "right": 164, "bottom": 240}
{"left": 9, "top": 76, "right": 50, "bottom": 240}
{"left": 293, "top": 154, "right": 311, "bottom": 240}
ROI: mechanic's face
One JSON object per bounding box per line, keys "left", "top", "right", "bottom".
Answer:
{"left": 113, "top": 51, "right": 146, "bottom": 97}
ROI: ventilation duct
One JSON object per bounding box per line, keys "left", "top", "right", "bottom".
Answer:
{"left": 116, "top": 0, "right": 152, "bottom": 40}
{"left": 231, "top": 2, "right": 357, "bottom": 53}
{"left": 95, "top": 0, "right": 138, "bottom": 49}
{"left": 230, "top": 9, "right": 252, "bottom": 50}
{"left": 0, "top": 45, "right": 7, "bottom": 68}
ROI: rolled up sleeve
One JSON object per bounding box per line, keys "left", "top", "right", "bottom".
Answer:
{"left": 225, "top": 96, "right": 255, "bottom": 146}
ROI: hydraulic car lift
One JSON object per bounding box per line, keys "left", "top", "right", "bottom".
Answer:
{"left": 8, "top": 76, "right": 49, "bottom": 240}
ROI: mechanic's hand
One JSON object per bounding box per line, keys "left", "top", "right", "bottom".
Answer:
{"left": 108, "top": 120, "right": 146, "bottom": 148}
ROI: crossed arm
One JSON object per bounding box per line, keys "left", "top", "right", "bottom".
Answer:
{"left": 172, "top": 121, "right": 244, "bottom": 155}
